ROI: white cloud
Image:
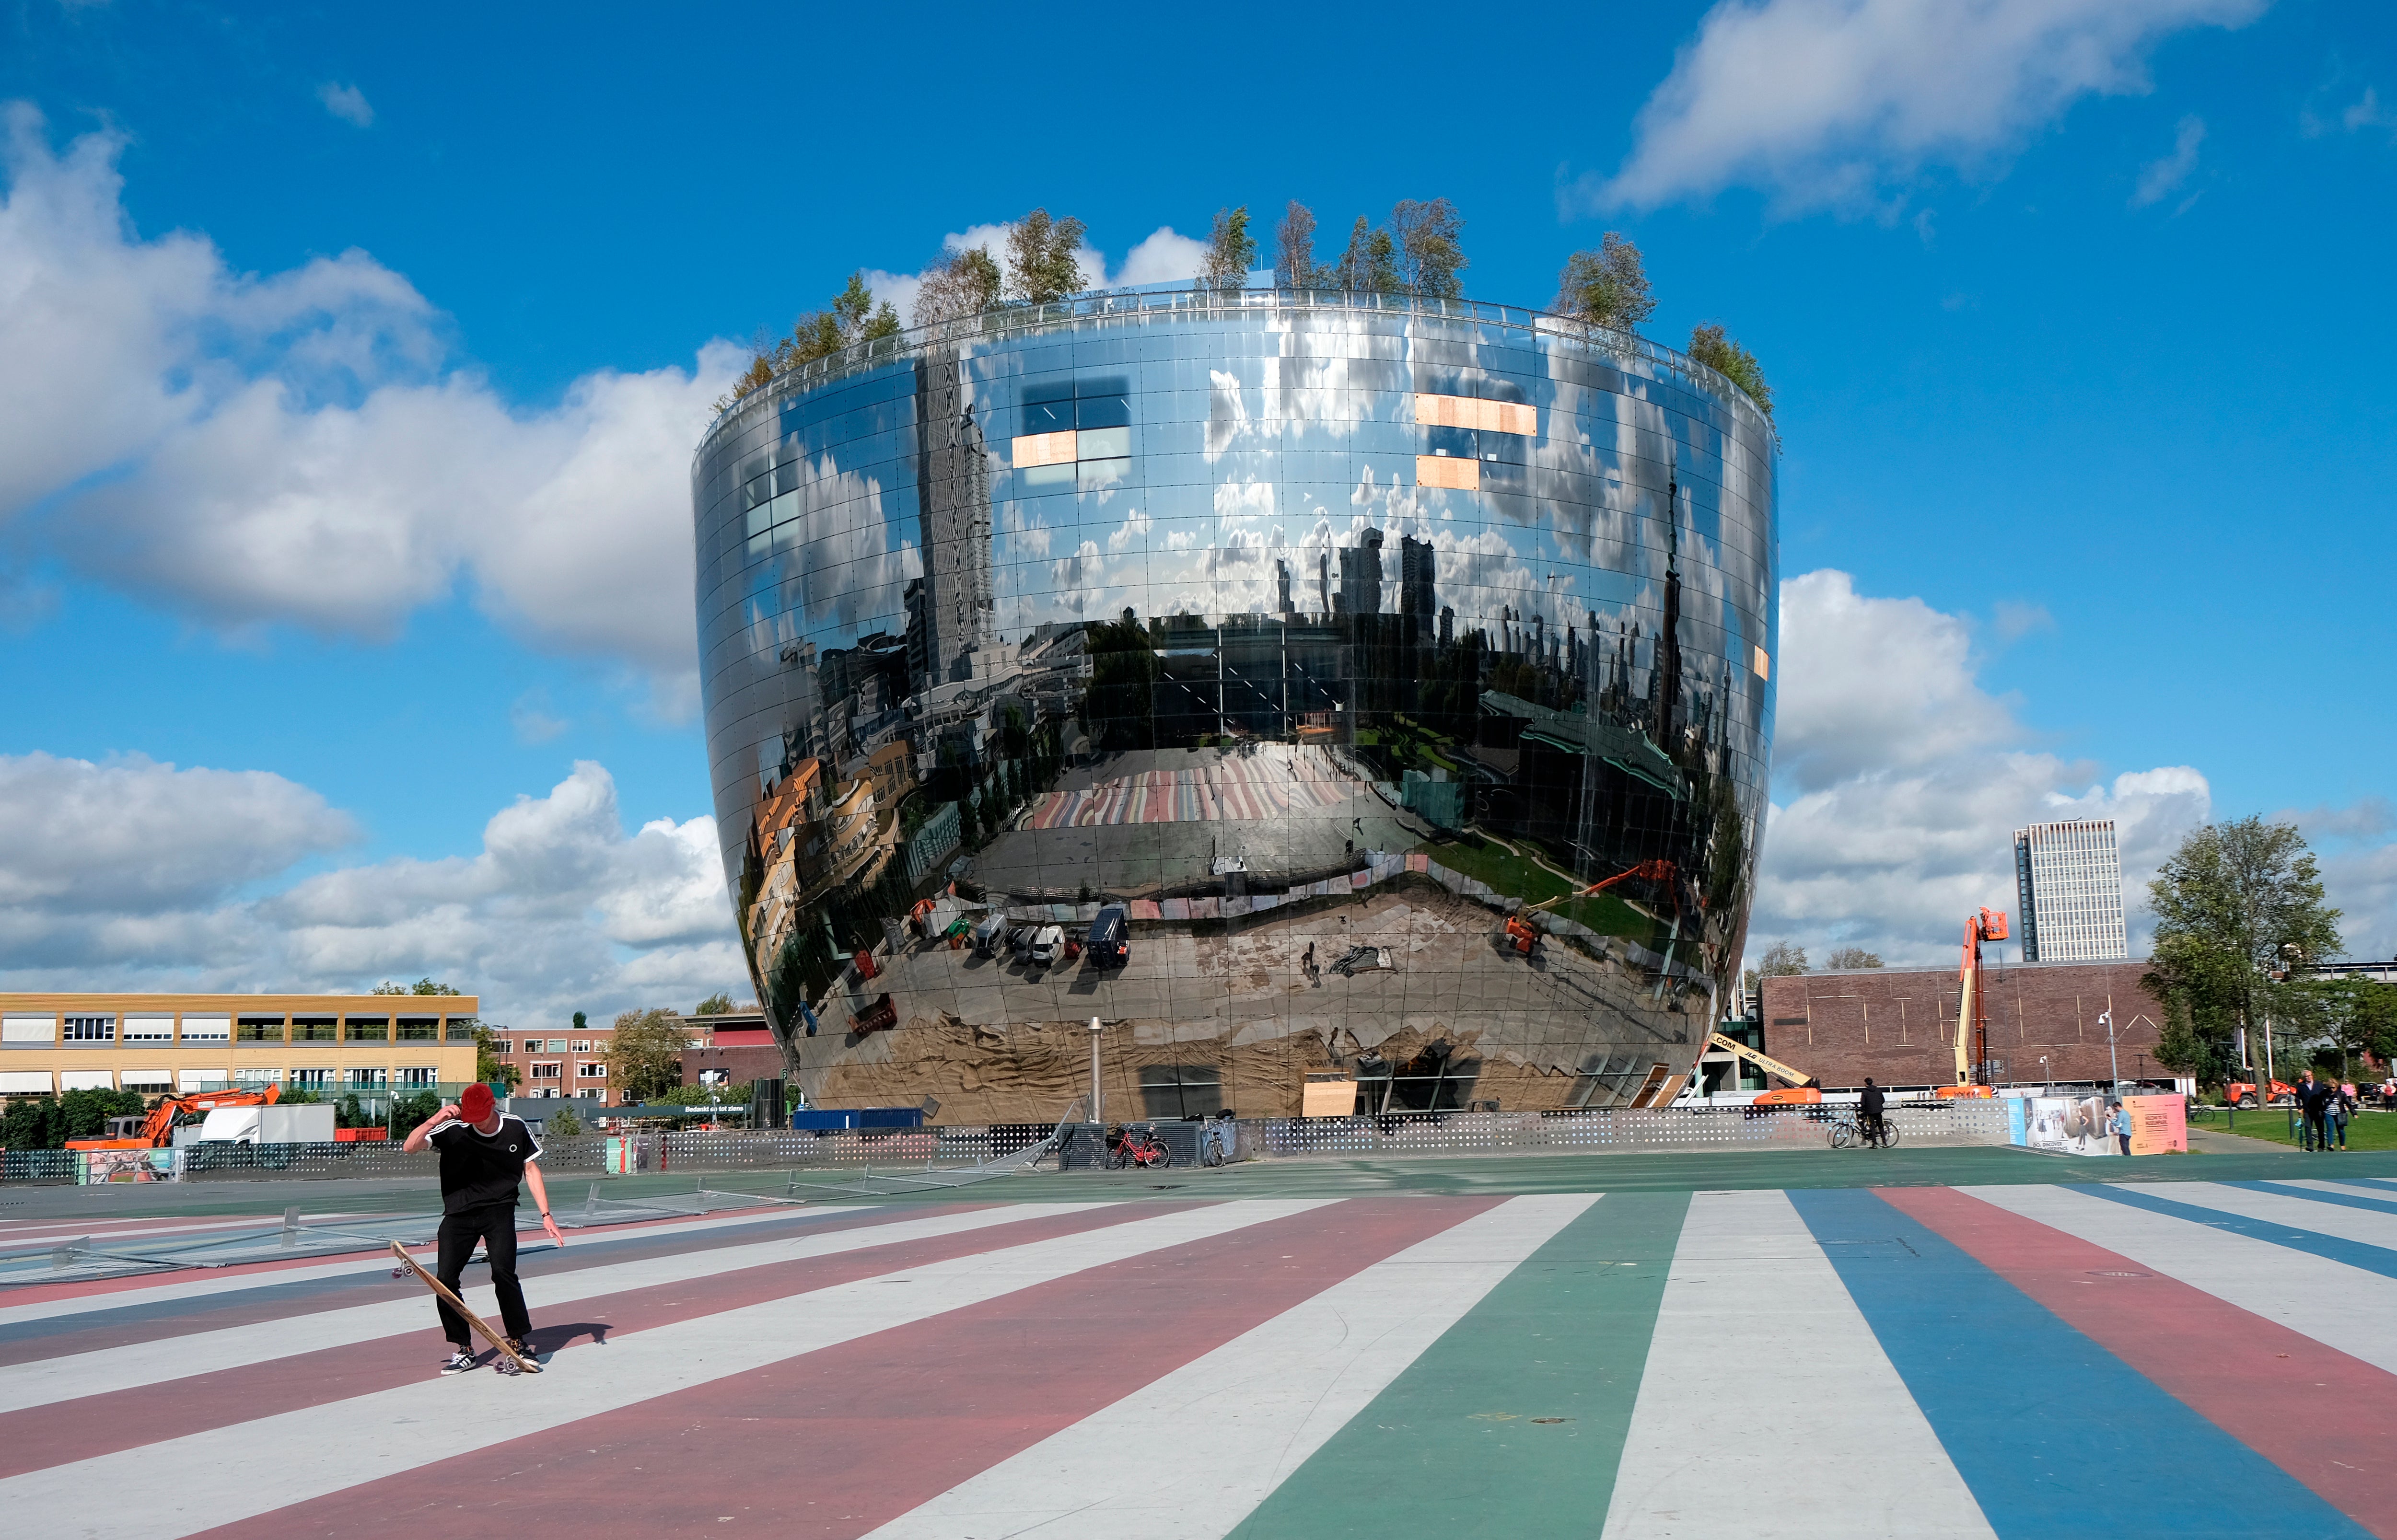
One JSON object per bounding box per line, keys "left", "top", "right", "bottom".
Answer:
{"left": 1579, "top": 0, "right": 2263, "bottom": 214}
{"left": 2130, "top": 113, "right": 2205, "bottom": 207}
{"left": 510, "top": 688, "right": 568, "bottom": 745}
{"left": 2342, "top": 86, "right": 2394, "bottom": 135}
{"left": 1111, "top": 227, "right": 1208, "bottom": 287}
{"left": 316, "top": 82, "right": 373, "bottom": 128}
{"left": 0, "top": 754, "right": 743, "bottom": 1026}
{"left": 0, "top": 103, "right": 742, "bottom": 706}
{"left": 864, "top": 221, "right": 1210, "bottom": 324}
{"left": 1751, "top": 570, "right": 2219, "bottom": 965}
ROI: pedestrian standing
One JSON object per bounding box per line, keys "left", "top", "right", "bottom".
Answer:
{"left": 2294, "top": 1070, "right": 2331, "bottom": 1154}
{"left": 401, "top": 1083, "right": 565, "bottom": 1374}
{"left": 2110, "top": 1100, "right": 2134, "bottom": 1157}
{"left": 2334, "top": 1082, "right": 2356, "bottom": 1151}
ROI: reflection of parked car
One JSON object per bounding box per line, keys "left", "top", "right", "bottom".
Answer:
{"left": 1029, "top": 925, "right": 1065, "bottom": 966}
{"left": 1088, "top": 903, "right": 1129, "bottom": 967}
{"left": 971, "top": 913, "right": 1006, "bottom": 956}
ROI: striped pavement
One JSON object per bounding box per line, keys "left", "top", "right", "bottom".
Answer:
{"left": 3, "top": 1181, "right": 2392, "bottom": 1539}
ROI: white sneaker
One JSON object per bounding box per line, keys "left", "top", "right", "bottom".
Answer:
{"left": 439, "top": 1351, "right": 478, "bottom": 1375}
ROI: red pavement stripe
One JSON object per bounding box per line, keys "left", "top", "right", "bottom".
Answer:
{"left": 0, "top": 1202, "right": 1162, "bottom": 1482}
{"left": 206, "top": 1195, "right": 1497, "bottom": 1540}
{"left": 1882, "top": 1186, "right": 2397, "bottom": 1537}
{"left": 0, "top": 1204, "right": 928, "bottom": 1362}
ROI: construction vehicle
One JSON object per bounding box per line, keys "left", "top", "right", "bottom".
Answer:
{"left": 1943, "top": 907, "right": 2008, "bottom": 1100}
{"left": 2222, "top": 1079, "right": 2295, "bottom": 1109}
{"left": 63, "top": 1085, "right": 282, "bottom": 1151}
{"left": 1503, "top": 859, "right": 1675, "bottom": 956}
{"left": 1704, "top": 1030, "right": 1825, "bottom": 1106}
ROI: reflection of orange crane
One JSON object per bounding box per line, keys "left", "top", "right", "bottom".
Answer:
{"left": 1503, "top": 860, "right": 1675, "bottom": 956}
{"left": 1705, "top": 1030, "right": 1825, "bottom": 1105}
{"left": 1942, "top": 908, "right": 2008, "bottom": 1099}
{"left": 64, "top": 1085, "right": 281, "bottom": 1151}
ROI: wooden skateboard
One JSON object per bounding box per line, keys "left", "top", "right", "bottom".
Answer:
{"left": 388, "top": 1240, "right": 542, "bottom": 1375}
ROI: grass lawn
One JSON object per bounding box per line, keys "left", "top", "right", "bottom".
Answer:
{"left": 2197, "top": 1106, "right": 2397, "bottom": 1150}
{"left": 1408, "top": 833, "right": 1662, "bottom": 945}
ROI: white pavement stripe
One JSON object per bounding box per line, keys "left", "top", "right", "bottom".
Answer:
{"left": 0, "top": 1217, "right": 320, "bottom": 1249}
{"left": 0, "top": 1203, "right": 862, "bottom": 1329}
{"left": 1961, "top": 1184, "right": 2397, "bottom": 1375}
{"left": 0, "top": 1203, "right": 1115, "bottom": 1412}
{"left": 861, "top": 1193, "right": 1598, "bottom": 1540}
{"left": 2, "top": 1200, "right": 1336, "bottom": 1540}
{"left": 2110, "top": 1180, "right": 2397, "bottom": 1253}
{"left": 1603, "top": 1191, "right": 1996, "bottom": 1540}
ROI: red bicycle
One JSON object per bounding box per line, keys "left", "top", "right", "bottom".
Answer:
{"left": 1105, "top": 1125, "right": 1172, "bottom": 1170}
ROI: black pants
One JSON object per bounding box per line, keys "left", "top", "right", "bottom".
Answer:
{"left": 434, "top": 1202, "right": 531, "bottom": 1347}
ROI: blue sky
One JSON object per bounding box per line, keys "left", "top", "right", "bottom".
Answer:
{"left": 2, "top": 0, "right": 2392, "bottom": 1021}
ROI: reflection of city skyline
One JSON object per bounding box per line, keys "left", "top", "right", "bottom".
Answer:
{"left": 695, "top": 297, "right": 1775, "bottom": 1120}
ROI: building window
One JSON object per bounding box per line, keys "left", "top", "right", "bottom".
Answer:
{"left": 529, "top": 1062, "right": 563, "bottom": 1080}
{"left": 345, "top": 1017, "right": 390, "bottom": 1043}
{"left": 64, "top": 1015, "right": 116, "bottom": 1042}
{"left": 396, "top": 1017, "right": 440, "bottom": 1042}
{"left": 292, "top": 1017, "right": 337, "bottom": 1043}
{"left": 1139, "top": 1064, "right": 1224, "bottom": 1119}
{"left": 234, "top": 1068, "right": 282, "bottom": 1088}
{"left": 290, "top": 1068, "right": 332, "bottom": 1089}
{"left": 2, "top": 1014, "right": 57, "bottom": 1045}
{"left": 122, "top": 1016, "right": 175, "bottom": 1043}
{"left": 237, "top": 1017, "right": 287, "bottom": 1043}
{"left": 544, "top": 1039, "right": 568, "bottom": 1053}
{"left": 578, "top": 1063, "right": 607, "bottom": 1079}
{"left": 181, "top": 1015, "right": 231, "bottom": 1042}
{"left": 346, "top": 1068, "right": 387, "bottom": 1088}
{"left": 397, "top": 1067, "right": 437, "bottom": 1088}
{"left": 570, "top": 1040, "right": 592, "bottom": 1054}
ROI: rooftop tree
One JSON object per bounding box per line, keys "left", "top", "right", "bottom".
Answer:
{"left": 1202, "top": 205, "right": 1257, "bottom": 291}
{"left": 1276, "top": 200, "right": 1319, "bottom": 289}
{"left": 1689, "top": 322, "right": 1776, "bottom": 434}
{"left": 1390, "top": 197, "right": 1466, "bottom": 299}
{"left": 1333, "top": 215, "right": 1402, "bottom": 295}
{"left": 1555, "top": 233, "right": 1654, "bottom": 333}
{"left": 913, "top": 245, "right": 1002, "bottom": 326}
{"left": 1004, "top": 208, "right": 1087, "bottom": 304}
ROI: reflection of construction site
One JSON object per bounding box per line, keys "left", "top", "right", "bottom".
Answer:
{"left": 792, "top": 882, "right": 1706, "bottom": 1123}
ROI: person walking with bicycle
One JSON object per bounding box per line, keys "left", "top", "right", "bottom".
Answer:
{"left": 1858, "top": 1078, "right": 1886, "bottom": 1147}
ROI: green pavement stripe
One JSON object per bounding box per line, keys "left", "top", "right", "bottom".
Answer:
{"left": 1228, "top": 1189, "right": 1690, "bottom": 1540}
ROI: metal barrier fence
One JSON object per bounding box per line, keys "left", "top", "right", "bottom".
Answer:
{"left": 0, "top": 1101, "right": 2007, "bottom": 1185}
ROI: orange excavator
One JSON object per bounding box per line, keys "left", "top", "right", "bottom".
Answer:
{"left": 1503, "top": 859, "right": 1675, "bottom": 956}
{"left": 1942, "top": 907, "right": 2008, "bottom": 1100}
{"left": 63, "top": 1085, "right": 281, "bottom": 1151}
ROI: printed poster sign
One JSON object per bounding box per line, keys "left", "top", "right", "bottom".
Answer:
{"left": 2024, "top": 1095, "right": 2116, "bottom": 1157}
{"left": 2123, "top": 1094, "right": 2188, "bottom": 1155}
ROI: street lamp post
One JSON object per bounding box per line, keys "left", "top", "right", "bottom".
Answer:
{"left": 2100, "top": 1009, "right": 2119, "bottom": 1093}
{"left": 1088, "top": 1017, "right": 1104, "bottom": 1127}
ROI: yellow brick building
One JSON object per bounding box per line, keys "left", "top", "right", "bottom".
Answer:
{"left": 0, "top": 993, "right": 482, "bottom": 1098}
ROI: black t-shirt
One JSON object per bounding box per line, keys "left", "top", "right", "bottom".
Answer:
{"left": 429, "top": 1114, "right": 543, "bottom": 1214}
{"left": 1860, "top": 1087, "right": 1885, "bottom": 1116}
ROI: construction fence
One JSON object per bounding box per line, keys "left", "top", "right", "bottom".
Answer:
{"left": 0, "top": 1100, "right": 2008, "bottom": 1185}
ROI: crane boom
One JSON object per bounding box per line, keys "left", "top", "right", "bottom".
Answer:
{"left": 1948, "top": 907, "right": 2009, "bottom": 1097}
{"left": 1704, "top": 1030, "right": 1818, "bottom": 1091}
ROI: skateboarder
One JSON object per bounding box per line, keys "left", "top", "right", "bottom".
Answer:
{"left": 402, "top": 1082, "right": 565, "bottom": 1374}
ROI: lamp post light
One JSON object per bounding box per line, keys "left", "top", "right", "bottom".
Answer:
{"left": 2100, "top": 1009, "right": 2119, "bottom": 1093}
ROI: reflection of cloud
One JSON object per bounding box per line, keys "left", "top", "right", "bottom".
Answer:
{"left": 1106, "top": 507, "right": 1152, "bottom": 553}
{"left": 864, "top": 223, "right": 1210, "bottom": 320}
{"left": 1206, "top": 370, "right": 1248, "bottom": 459}
{"left": 1052, "top": 539, "right": 1103, "bottom": 615}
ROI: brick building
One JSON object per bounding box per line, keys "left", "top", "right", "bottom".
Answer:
{"left": 1757, "top": 959, "right": 2166, "bottom": 1090}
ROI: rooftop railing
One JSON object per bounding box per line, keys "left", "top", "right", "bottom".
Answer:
{"left": 696, "top": 285, "right": 1773, "bottom": 462}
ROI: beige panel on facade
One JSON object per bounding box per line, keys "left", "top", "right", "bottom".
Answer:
{"left": 1752, "top": 644, "right": 1770, "bottom": 680}
{"left": 1497, "top": 401, "right": 1538, "bottom": 436}
{"left": 1012, "top": 430, "right": 1077, "bottom": 468}
{"left": 1413, "top": 394, "right": 1536, "bottom": 437}
{"left": 1416, "top": 454, "right": 1480, "bottom": 491}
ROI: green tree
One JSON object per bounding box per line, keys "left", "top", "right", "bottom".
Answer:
{"left": 1688, "top": 323, "right": 1776, "bottom": 432}
{"left": 1202, "top": 205, "right": 1256, "bottom": 291}
{"left": 2299, "top": 975, "right": 2397, "bottom": 1080}
{"left": 1, "top": 1093, "right": 60, "bottom": 1151}
{"left": 605, "top": 1007, "right": 691, "bottom": 1102}
{"left": 913, "top": 246, "right": 1003, "bottom": 325}
{"left": 548, "top": 1106, "right": 583, "bottom": 1137}
{"left": 473, "top": 1024, "right": 519, "bottom": 1091}
{"left": 1276, "top": 200, "right": 1318, "bottom": 289}
{"left": 2152, "top": 990, "right": 2229, "bottom": 1083}
{"left": 1389, "top": 197, "right": 1466, "bottom": 299}
{"left": 1333, "top": 216, "right": 1402, "bottom": 295}
{"left": 374, "top": 977, "right": 463, "bottom": 996}
{"left": 1005, "top": 208, "right": 1087, "bottom": 304}
{"left": 1555, "top": 234, "right": 1654, "bottom": 332}
{"left": 693, "top": 992, "right": 733, "bottom": 1016}
{"left": 1758, "top": 941, "right": 1808, "bottom": 976}
{"left": 1824, "top": 947, "right": 1883, "bottom": 970}
{"left": 2144, "top": 815, "right": 2342, "bottom": 1080}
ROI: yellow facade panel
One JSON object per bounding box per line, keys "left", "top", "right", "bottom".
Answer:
{"left": 1012, "top": 430, "right": 1078, "bottom": 468}
{"left": 1413, "top": 393, "right": 1536, "bottom": 438}
{"left": 1416, "top": 455, "right": 1481, "bottom": 491}
{"left": 1499, "top": 401, "right": 1539, "bottom": 437}
{"left": 1752, "top": 645, "right": 1770, "bottom": 681}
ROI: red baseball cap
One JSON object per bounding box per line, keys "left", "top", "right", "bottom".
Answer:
{"left": 460, "top": 1082, "right": 496, "bottom": 1121}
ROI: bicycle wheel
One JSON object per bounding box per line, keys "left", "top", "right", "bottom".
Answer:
{"left": 1150, "top": 1144, "right": 1172, "bottom": 1170}
{"left": 1106, "top": 1146, "right": 1128, "bottom": 1170}
{"left": 1876, "top": 1122, "right": 1901, "bottom": 1149}
{"left": 1829, "top": 1120, "right": 1856, "bottom": 1149}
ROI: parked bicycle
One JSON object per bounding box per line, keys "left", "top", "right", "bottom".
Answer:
{"left": 1828, "top": 1114, "right": 1901, "bottom": 1150}
{"left": 1105, "top": 1124, "right": 1173, "bottom": 1170}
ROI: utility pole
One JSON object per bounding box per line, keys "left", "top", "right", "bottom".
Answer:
{"left": 1088, "top": 1017, "right": 1104, "bottom": 1126}
{"left": 2101, "top": 1009, "right": 2119, "bottom": 1092}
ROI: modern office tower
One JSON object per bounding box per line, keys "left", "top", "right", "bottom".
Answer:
{"left": 694, "top": 285, "right": 1779, "bottom": 1119}
{"left": 2013, "top": 819, "right": 2129, "bottom": 961}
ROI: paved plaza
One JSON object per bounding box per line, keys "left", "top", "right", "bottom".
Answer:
{"left": 3, "top": 1146, "right": 2394, "bottom": 1539}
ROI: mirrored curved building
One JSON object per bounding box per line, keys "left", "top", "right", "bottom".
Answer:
{"left": 692, "top": 289, "right": 1777, "bottom": 1122}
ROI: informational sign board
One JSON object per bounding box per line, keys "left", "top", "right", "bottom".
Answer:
{"left": 1300, "top": 1079, "right": 1359, "bottom": 1117}
{"left": 2023, "top": 1095, "right": 2115, "bottom": 1156}
{"left": 2122, "top": 1094, "right": 2188, "bottom": 1154}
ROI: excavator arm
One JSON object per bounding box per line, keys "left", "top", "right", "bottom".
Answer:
{"left": 1522, "top": 859, "right": 1676, "bottom": 917}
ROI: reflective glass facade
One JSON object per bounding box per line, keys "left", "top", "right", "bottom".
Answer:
{"left": 693, "top": 290, "right": 1777, "bottom": 1120}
